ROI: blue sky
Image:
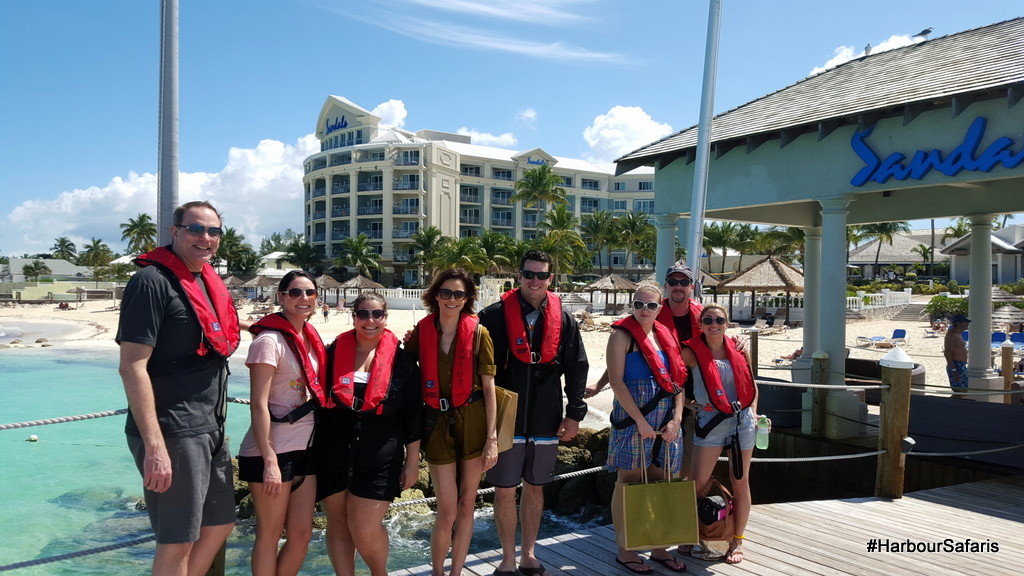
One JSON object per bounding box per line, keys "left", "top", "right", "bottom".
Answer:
{"left": 1, "top": 0, "right": 1020, "bottom": 257}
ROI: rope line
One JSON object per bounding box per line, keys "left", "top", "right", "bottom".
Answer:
{"left": 0, "top": 534, "right": 156, "bottom": 572}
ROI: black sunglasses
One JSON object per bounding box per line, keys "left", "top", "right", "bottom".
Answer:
{"left": 354, "top": 309, "right": 387, "bottom": 320}
{"left": 520, "top": 270, "right": 552, "bottom": 280}
{"left": 632, "top": 301, "right": 660, "bottom": 311}
{"left": 701, "top": 316, "right": 727, "bottom": 325}
{"left": 666, "top": 278, "right": 692, "bottom": 287}
{"left": 438, "top": 288, "right": 467, "bottom": 301}
{"left": 284, "top": 288, "right": 318, "bottom": 298}
{"left": 174, "top": 223, "right": 224, "bottom": 237}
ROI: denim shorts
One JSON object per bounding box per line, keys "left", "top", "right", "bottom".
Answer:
{"left": 693, "top": 407, "right": 756, "bottom": 450}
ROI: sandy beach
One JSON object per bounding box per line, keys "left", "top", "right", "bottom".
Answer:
{"left": 0, "top": 296, "right": 966, "bottom": 418}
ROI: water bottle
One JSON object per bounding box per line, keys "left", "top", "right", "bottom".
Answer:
{"left": 755, "top": 415, "right": 771, "bottom": 450}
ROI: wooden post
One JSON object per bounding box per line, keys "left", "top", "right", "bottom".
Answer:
{"left": 811, "top": 353, "right": 828, "bottom": 437}
{"left": 1000, "top": 341, "right": 1014, "bottom": 405}
{"left": 750, "top": 328, "right": 759, "bottom": 378}
{"left": 876, "top": 364, "right": 912, "bottom": 498}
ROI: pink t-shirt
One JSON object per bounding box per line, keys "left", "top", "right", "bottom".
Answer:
{"left": 239, "top": 330, "right": 317, "bottom": 457}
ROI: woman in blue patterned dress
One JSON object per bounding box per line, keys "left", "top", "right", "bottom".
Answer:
{"left": 606, "top": 282, "right": 688, "bottom": 574}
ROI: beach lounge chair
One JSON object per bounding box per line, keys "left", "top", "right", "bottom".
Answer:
{"left": 742, "top": 318, "right": 769, "bottom": 334}
{"left": 888, "top": 328, "right": 909, "bottom": 347}
{"left": 1010, "top": 332, "right": 1024, "bottom": 350}
{"left": 991, "top": 332, "right": 1007, "bottom": 348}
{"left": 773, "top": 308, "right": 788, "bottom": 326}
{"left": 752, "top": 307, "right": 768, "bottom": 320}
{"left": 856, "top": 336, "right": 886, "bottom": 347}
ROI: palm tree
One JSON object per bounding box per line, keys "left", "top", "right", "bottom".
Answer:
{"left": 616, "top": 211, "right": 655, "bottom": 277}
{"left": 51, "top": 237, "right": 77, "bottom": 262}
{"left": 22, "top": 259, "right": 52, "bottom": 281}
{"left": 79, "top": 238, "right": 113, "bottom": 286}
{"left": 942, "top": 217, "right": 972, "bottom": 244}
{"left": 859, "top": 221, "right": 911, "bottom": 271}
{"left": 432, "top": 236, "right": 488, "bottom": 275}
{"left": 283, "top": 239, "right": 324, "bottom": 274}
{"left": 757, "top": 227, "right": 806, "bottom": 264}
{"left": 510, "top": 164, "right": 567, "bottom": 208}
{"left": 409, "top": 225, "right": 447, "bottom": 282}
{"left": 911, "top": 243, "right": 933, "bottom": 276}
{"left": 732, "top": 223, "right": 760, "bottom": 270}
{"left": 579, "top": 210, "right": 617, "bottom": 277}
{"left": 120, "top": 213, "right": 158, "bottom": 255}
{"left": 334, "top": 234, "right": 382, "bottom": 278}
{"left": 478, "top": 230, "right": 515, "bottom": 275}
{"left": 703, "top": 221, "right": 742, "bottom": 274}
{"left": 214, "top": 227, "right": 248, "bottom": 274}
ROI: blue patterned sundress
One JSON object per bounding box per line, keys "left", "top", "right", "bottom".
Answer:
{"left": 606, "top": 350, "right": 683, "bottom": 472}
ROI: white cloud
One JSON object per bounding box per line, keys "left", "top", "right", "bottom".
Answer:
{"left": 406, "top": 0, "right": 591, "bottom": 25}
{"left": 372, "top": 99, "right": 408, "bottom": 128}
{"left": 456, "top": 127, "right": 518, "bottom": 148}
{"left": 810, "top": 34, "right": 917, "bottom": 75}
{"left": 517, "top": 107, "right": 538, "bottom": 127}
{"left": 582, "top": 105, "right": 673, "bottom": 163}
{"left": 4, "top": 134, "right": 321, "bottom": 256}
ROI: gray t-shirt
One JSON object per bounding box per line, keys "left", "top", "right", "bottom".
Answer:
{"left": 117, "top": 265, "right": 228, "bottom": 438}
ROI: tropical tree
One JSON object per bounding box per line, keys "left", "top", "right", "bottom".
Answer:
{"left": 510, "top": 164, "right": 567, "bottom": 208}
{"left": 259, "top": 229, "right": 302, "bottom": 255}
{"left": 432, "top": 236, "right": 488, "bottom": 275}
{"left": 732, "top": 223, "right": 761, "bottom": 270}
{"left": 214, "top": 227, "right": 248, "bottom": 275}
{"left": 78, "top": 238, "right": 114, "bottom": 285}
{"left": 616, "top": 211, "right": 656, "bottom": 276}
{"left": 22, "top": 259, "right": 52, "bottom": 281}
{"left": 334, "top": 234, "right": 382, "bottom": 277}
{"left": 478, "top": 230, "right": 515, "bottom": 275}
{"left": 757, "top": 227, "right": 806, "bottom": 264}
{"left": 911, "top": 243, "right": 934, "bottom": 276}
{"left": 536, "top": 205, "right": 588, "bottom": 285}
{"left": 51, "top": 237, "right": 78, "bottom": 262}
{"left": 104, "top": 262, "right": 137, "bottom": 282}
{"left": 579, "top": 210, "right": 617, "bottom": 277}
{"left": 120, "top": 213, "right": 158, "bottom": 255}
{"left": 703, "top": 221, "right": 743, "bottom": 274}
{"left": 859, "top": 221, "right": 911, "bottom": 271}
{"left": 283, "top": 239, "right": 325, "bottom": 275}
{"left": 232, "top": 249, "right": 263, "bottom": 277}
{"left": 409, "top": 225, "right": 447, "bottom": 282}
{"left": 942, "top": 217, "right": 972, "bottom": 243}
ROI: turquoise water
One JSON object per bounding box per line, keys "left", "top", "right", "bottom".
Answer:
{"left": 0, "top": 341, "right": 590, "bottom": 574}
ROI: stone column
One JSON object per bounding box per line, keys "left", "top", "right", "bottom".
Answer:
{"left": 967, "top": 214, "right": 999, "bottom": 390}
{"left": 818, "top": 198, "right": 852, "bottom": 385}
{"left": 791, "top": 226, "right": 821, "bottom": 382}
{"left": 655, "top": 213, "right": 680, "bottom": 280}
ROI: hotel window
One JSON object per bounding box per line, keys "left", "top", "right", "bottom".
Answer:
{"left": 581, "top": 198, "right": 600, "bottom": 213}
{"left": 614, "top": 182, "right": 627, "bottom": 191}
{"left": 492, "top": 188, "right": 512, "bottom": 205}
{"left": 461, "top": 208, "right": 481, "bottom": 224}
{"left": 461, "top": 165, "right": 481, "bottom": 177}
{"left": 633, "top": 200, "right": 654, "bottom": 214}
{"left": 638, "top": 181, "right": 654, "bottom": 191}
{"left": 398, "top": 150, "right": 420, "bottom": 165}
{"left": 561, "top": 176, "right": 573, "bottom": 188}
{"left": 612, "top": 200, "right": 627, "bottom": 211}
{"left": 581, "top": 178, "right": 600, "bottom": 191}
{"left": 460, "top": 228, "right": 480, "bottom": 238}
{"left": 493, "top": 168, "right": 513, "bottom": 181}
{"left": 356, "top": 129, "right": 364, "bottom": 144}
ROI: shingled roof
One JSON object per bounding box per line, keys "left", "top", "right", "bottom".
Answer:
{"left": 616, "top": 18, "right": 1024, "bottom": 174}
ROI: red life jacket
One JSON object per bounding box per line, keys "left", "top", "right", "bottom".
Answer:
{"left": 684, "top": 334, "right": 756, "bottom": 414}
{"left": 657, "top": 298, "right": 703, "bottom": 346}
{"left": 611, "top": 316, "right": 687, "bottom": 395}
{"left": 249, "top": 312, "right": 328, "bottom": 407}
{"left": 330, "top": 328, "right": 399, "bottom": 414}
{"left": 502, "top": 289, "right": 561, "bottom": 364}
{"left": 417, "top": 313, "right": 478, "bottom": 410}
{"left": 135, "top": 246, "right": 240, "bottom": 358}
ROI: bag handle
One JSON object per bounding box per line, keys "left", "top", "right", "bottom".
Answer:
{"left": 635, "top": 432, "right": 677, "bottom": 485}
{"left": 700, "top": 477, "right": 734, "bottom": 500}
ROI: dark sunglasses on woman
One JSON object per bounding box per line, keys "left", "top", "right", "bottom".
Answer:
{"left": 438, "top": 289, "right": 467, "bottom": 300}
{"left": 284, "top": 288, "right": 318, "bottom": 298}
{"left": 632, "top": 301, "right": 660, "bottom": 311}
{"left": 354, "top": 309, "right": 387, "bottom": 320}
{"left": 701, "top": 316, "right": 728, "bottom": 325}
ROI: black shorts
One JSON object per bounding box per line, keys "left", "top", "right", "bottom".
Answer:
{"left": 237, "top": 450, "right": 314, "bottom": 483}
{"left": 314, "top": 409, "right": 404, "bottom": 502}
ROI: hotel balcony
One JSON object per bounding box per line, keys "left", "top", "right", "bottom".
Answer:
{"left": 394, "top": 159, "right": 420, "bottom": 166}
{"left": 358, "top": 230, "right": 384, "bottom": 239}
{"left": 331, "top": 185, "right": 350, "bottom": 194}
{"left": 392, "top": 182, "right": 421, "bottom": 191}
{"left": 331, "top": 209, "right": 350, "bottom": 218}
{"left": 313, "top": 233, "right": 326, "bottom": 243}
{"left": 312, "top": 188, "right": 327, "bottom": 198}
{"left": 460, "top": 193, "right": 481, "bottom": 203}
{"left": 460, "top": 216, "right": 481, "bottom": 225}
{"left": 392, "top": 205, "right": 421, "bottom": 215}
{"left": 357, "top": 206, "right": 384, "bottom": 216}
{"left": 357, "top": 183, "right": 384, "bottom": 192}
{"left": 491, "top": 218, "right": 513, "bottom": 228}
{"left": 392, "top": 229, "right": 417, "bottom": 239}
{"left": 312, "top": 210, "right": 326, "bottom": 220}
{"left": 393, "top": 253, "right": 414, "bottom": 263}
{"left": 331, "top": 230, "right": 350, "bottom": 240}
{"left": 491, "top": 196, "right": 512, "bottom": 206}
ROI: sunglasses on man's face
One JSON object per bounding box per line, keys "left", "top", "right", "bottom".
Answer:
{"left": 438, "top": 288, "right": 467, "bottom": 301}
{"left": 174, "top": 223, "right": 224, "bottom": 237}
{"left": 632, "top": 301, "right": 660, "bottom": 311}
{"left": 666, "top": 278, "right": 692, "bottom": 287}
{"left": 354, "top": 309, "right": 387, "bottom": 320}
{"left": 284, "top": 288, "right": 318, "bottom": 298}
{"left": 701, "top": 316, "right": 727, "bottom": 325}
{"left": 520, "top": 270, "right": 552, "bottom": 280}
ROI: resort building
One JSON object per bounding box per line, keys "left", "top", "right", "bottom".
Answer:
{"left": 302, "top": 96, "right": 655, "bottom": 287}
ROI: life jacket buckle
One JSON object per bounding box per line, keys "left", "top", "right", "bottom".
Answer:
{"left": 439, "top": 398, "right": 451, "bottom": 412}
{"left": 730, "top": 400, "right": 742, "bottom": 414}
{"left": 530, "top": 351, "right": 541, "bottom": 364}
{"left": 351, "top": 397, "right": 364, "bottom": 412}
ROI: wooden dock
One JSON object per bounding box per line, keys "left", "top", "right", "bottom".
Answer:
{"left": 393, "top": 475, "right": 1024, "bottom": 576}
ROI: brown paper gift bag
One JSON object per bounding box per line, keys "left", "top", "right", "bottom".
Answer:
{"left": 613, "top": 441, "right": 699, "bottom": 550}
{"left": 494, "top": 386, "right": 517, "bottom": 453}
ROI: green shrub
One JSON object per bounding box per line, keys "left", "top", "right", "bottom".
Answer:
{"left": 924, "top": 295, "right": 968, "bottom": 320}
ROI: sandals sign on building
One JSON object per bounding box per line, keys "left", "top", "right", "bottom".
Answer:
{"left": 850, "top": 117, "right": 1024, "bottom": 186}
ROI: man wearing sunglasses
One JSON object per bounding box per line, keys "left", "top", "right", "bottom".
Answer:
{"left": 478, "top": 250, "right": 589, "bottom": 576}
{"left": 117, "top": 201, "right": 242, "bottom": 576}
